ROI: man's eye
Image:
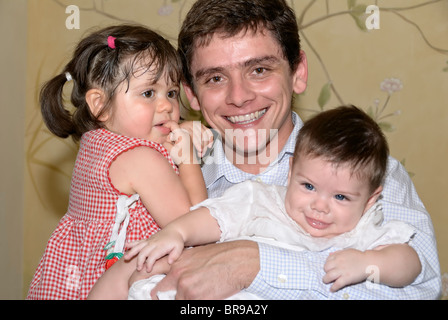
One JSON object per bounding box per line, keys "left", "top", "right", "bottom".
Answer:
{"left": 209, "top": 76, "right": 222, "bottom": 83}
{"left": 142, "top": 90, "right": 154, "bottom": 98}
{"left": 254, "top": 67, "right": 266, "bottom": 74}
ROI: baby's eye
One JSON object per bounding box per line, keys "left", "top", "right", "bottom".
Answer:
{"left": 142, "top": 90, "right": 154, "bottom": 98}
{"left": 303, "top": 183, "right": 314, "bottom": 191}
{"left": 335, "top": 194, "right": 347, "bottom": 201}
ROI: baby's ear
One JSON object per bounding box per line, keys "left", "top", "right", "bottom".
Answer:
{"left": 86, "top": 89, "right": 108, "bottom": 121}
{"left": 365, "top": 186, "right": 383, "bottom": 212}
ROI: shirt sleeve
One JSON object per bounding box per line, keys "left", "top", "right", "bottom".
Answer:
{"left": 246, "top": 157, "right": 442, "bottom": 300}
{"left": 191, "top": 181, "right": 256, "bottom": 242}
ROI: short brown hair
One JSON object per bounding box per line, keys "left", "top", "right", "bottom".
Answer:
{"left": 293, "top": 105, "right": 389, "bottom": 192}
{"left": 178, "top": 0, "right": 301, "bottom": 89}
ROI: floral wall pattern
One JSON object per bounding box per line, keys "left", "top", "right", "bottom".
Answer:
{"left": 8, "top": 0, "right": 448, "bottom": 298}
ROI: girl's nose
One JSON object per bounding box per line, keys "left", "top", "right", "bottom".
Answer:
{"left": 157, "top": 97, "right": 174, "bottom": 113}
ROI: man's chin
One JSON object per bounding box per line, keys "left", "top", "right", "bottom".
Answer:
{"left": 224, "top": 138, "right": 280, "bottom": 166}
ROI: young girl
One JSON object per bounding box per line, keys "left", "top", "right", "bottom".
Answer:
{"left": 27, "top": 25, "right": 212, "bottom": 300}
{"left": 123, "top": 106, "right": 421, "bottom": 299}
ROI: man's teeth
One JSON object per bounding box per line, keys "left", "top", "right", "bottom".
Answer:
{"left": 226, "top": 108, "right": 267, "bottom": 124}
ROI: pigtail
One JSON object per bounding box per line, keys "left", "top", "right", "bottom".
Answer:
{"left": 39, "top": 72, "right": 77, "bottom": 140}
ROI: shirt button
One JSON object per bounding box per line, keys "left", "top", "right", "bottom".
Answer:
{"left": 278, "top": 274, "right": 287, "bottom": 283}
{"left": 343, "top": 293, "right": 350, "bottom": 300}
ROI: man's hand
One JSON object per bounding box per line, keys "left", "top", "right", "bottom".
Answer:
{"left": 150, "top": 240, "right": 260, "bottom": 300}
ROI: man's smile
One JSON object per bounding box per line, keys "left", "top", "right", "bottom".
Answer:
{"left": 225, "top": 108, "right": 268, "bottom": 125}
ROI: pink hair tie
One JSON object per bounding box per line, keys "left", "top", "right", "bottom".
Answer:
{"left": 107, "top": 36, "right": 116, "bottom": 49}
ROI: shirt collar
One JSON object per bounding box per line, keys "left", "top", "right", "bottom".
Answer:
{"left": 201, "top": 111, "right": 304, "bottom": 188}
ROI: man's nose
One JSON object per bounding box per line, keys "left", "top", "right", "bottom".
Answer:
{"left": 225, "top": 76, "right": 256, "bottom": 107}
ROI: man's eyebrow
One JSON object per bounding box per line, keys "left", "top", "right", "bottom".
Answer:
{"left": 195, "top": 67, "right": 224, "bottom": 80}
{"left": 194, "top": 55, "right": 281, "bottom": 80}
{"left": 244, "top": 55, "right": 280, "bottom": 68}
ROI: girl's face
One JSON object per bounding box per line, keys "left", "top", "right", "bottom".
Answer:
{"left": 103, "top": 63, "right": 180, "bottom": 144}
{"left": 285, "top": 155, "right": 382, "bottom": 238}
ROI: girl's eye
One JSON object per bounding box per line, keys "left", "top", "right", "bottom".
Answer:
{"left": 142, "top": 90, "right": 154, "bottom": 98}
{"left": 303, "top": 183, "right": 314, "bottom": 191}
{"left": 168, "top": 90, "right": 178, "bottom": 99}
{"left": 335, "top": 194, "right": 347, "bottom": 201}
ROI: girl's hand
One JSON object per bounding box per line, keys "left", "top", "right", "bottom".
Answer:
{"left": 162, "top": 121, "right": 195, "bottom": 165}
{"left": 124, "top": 230, "right": 185, "bottom": 273}
{"left": 179, "top": 121, "right": 214, "bottom": 158}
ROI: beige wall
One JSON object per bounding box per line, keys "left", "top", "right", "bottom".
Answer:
{"left": 0, "top": 0, "right": 27, "bottom": 299}
{"left": 0, "top": 0, "right": 447, "bottom": 299}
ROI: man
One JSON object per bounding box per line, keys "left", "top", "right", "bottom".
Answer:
{"left": 152, "top": 0, "right": 441, "bottom": 299}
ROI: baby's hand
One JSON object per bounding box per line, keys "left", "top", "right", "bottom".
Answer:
{"left": 124, "top": 230, "right": 185, "bottom": 273}
{"left": 323, "top": 249, "right": 369, "bottom": 292}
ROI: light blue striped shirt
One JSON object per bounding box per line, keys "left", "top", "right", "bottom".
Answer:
{"left": 201, "top": 112, "right": 442, "bottom": 299}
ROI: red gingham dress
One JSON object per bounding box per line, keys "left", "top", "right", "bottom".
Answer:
{"left": 27, "top": 129, "right": 178, "bottom": 300}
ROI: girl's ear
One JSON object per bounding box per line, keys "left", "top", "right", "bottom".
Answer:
{"left": 85, "top": 89, "right": 108, "bottom": 121}
{"left": 183, "top": 82, "right": 201, "bottom": 111}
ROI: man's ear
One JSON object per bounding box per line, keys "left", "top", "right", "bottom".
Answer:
{"left": 292, "top": 50, "right": 308, "bottom": 95}
{"left": 85, "top": 89, "right": 108, "bottom": 121}
{"left": 364, "top": 185, "right": 383, "bottom": 213}
{"left": 183, "top": 82, "right": 201, "bottom": 111}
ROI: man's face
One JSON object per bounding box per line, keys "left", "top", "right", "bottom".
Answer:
{"left": 184, "top": 29, "right": 307, "bottom": 160}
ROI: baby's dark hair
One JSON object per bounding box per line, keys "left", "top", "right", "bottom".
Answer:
{"left": 40, "top": 24, "right": 182, "bottom": 141}
{"left": 293, "top": 105, "right": 389, "bottom": 193}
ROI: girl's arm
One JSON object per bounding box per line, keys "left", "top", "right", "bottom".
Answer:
{"left": 177, "top": 157, "right": 207, "bottom": 206}
{"left": 110, "top": 146, "right": 193, "bottom": 227}
{"left": 323, "top": 244, "right": 422, "bottom": 292}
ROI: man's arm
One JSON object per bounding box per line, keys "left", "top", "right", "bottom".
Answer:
{"left": 150, "top": 240, "right": 260, "bottom": 300}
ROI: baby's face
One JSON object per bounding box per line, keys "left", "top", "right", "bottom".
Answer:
{"left": 285, "top": 156, "right": 381, "bottom": 238}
